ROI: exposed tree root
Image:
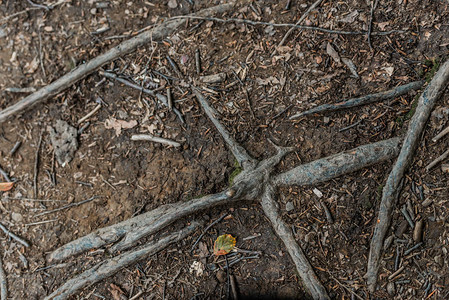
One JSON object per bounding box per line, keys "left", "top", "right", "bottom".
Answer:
{"left": 48, "top": 87, "right": 403, "bottom": 300}
{"left": 261, "top": 183, "right": 330, "bottom": 299}
{"left": 45, "top": 222, "right": 202, "bottom": 300}
{"left": 289, "top": 81, "right": 424, "bottom": 119}
{"left": 366, "top": 59, "right": 449, "bottom": 292}
{"left": 0, "top": 2, "right": 238, "bottom": 124}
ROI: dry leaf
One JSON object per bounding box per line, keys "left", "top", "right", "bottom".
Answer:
{"left": 104, "top": 117, "right": 138, "bottom": 136}
{"left": 214, "top": 234, "right": 236, "bottom": 256}
{"left": 341, "top": 57, "right": 359, "bottom": 78}
{"left": 326, "top": 43, "right": 341, "bottom": 64}
{"left": 0, "top": 182, "right": 13, "bottom": 192}
{"left": 339, "top": 10, "right": 359, "bottom": 23}
{"left": 315, "top": 55, "right": 323, "bottom": 64}
{"left": 377, "top": 21, "right": 390, "bottom": 31}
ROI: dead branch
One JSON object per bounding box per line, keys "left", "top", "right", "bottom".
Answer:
{"left": 366, "top": 59, "right": 449, "bottom": 292}
{"left": 273, "top": 137, "right": 401, "bottom": 186}
{"left": 426, "top": 149, "right": 449, "bottom": 171}
{"left": 131, "top": 134, "right": 181, "bottom": 148}
{"left": 261, "top": 184, "right": 330, "bottom": 299}
{"left": 432, "top": 125, "right": 449, "bottom": 142}
{"left": 289, "top": 81, "right": 424, "bottom": 119}
{"left": 0, "top": 223, "right": 30, "bottom": 248}
{"left": 275, "top": 0, "right": 324, "bottom": 52}
{"left": 45, "top": 221, "right": 202, "bottom": 300}
{"left": 0, "top": 2, "right": 238, "bottom": 124}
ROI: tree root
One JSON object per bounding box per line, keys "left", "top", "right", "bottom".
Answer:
{"left": 0, "top": 2, "right": 239, "bottom": 124}
{"left": 289, "top": 81, "right": 424, "bottom": 119}
{"left": 366, "top": 59, "right": 449, "bottom": 292}
{"left": 261, "top": 184, "right": 330, "bottom": 299}
{"left": 48, "top": 87, "right": 403, "bottom": 300}
{"left": 45, "top": 221, "right": 202, "bottom": 300}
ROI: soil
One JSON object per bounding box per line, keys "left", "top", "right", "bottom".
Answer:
{"left": 0, "top": 0, "right": 448, "bottom": 299}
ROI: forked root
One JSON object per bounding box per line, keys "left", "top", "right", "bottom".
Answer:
{"left": 45, "top": 222, "right": 202, "bottom": 300}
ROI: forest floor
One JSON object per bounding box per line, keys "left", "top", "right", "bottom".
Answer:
{"left": 0, "top": 0, "right": 448, "bottom": 299}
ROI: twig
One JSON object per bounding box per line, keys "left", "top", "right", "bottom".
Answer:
{"left": 77, "top": 104, "right": 101, "bottom": 124}
{"left": 261, "top": 184, "right": 330, "bottom": 299}
{"left": 367, "top": 0, "right": 379, "bottom": 51}
{"left": 366, "top": 59, "right": 449, "bottom": 292}
{"left": 27, "top": 0, "right": 50, "bottom": 11}
{"left": 34, "top": 196, "right": 97, "bottom": 217}
{"left": 0, "top": 2, "right": 238, "bottom": 123}
{"left": 404, "top": 242, "right": 422, "bottom": 255}
{"left": 0, "top": 254, "right": 7, "bottom": 300}
{"left": 38, "top": 28, "right": 47, "bottom": 81}
{"left": 101, "top": 71, "right": 185, "bottom": 123}
{"left": 25, "top": 219, "right": 57, "bottom": 227}
{"left": 9, "top": 141, "right": 22, "bottom": 156}
{"left": 388, "top": 265, "right": 405, "bottom": 280}
{"left": 0, "top": 165, "right": 11, "bottom": 182}
{"left": 426, "top": 150, "right": 449, "bottom": 172}
{"left": 34, "top": 133, "right": 43, "bottom": 198}
{"left": 275, "top": 0, "right": 323, "bottom": 54}
{"left": 432, "top": 126, "right": 449, "bottom": 142}
{"left": 401, "top": 205, "right": 415, "bottom": 228}
{"left": 131, "top": 134, "right": 181, "bottom": 148}
{"left": 0, "top": 223, "right": 30, "bottom": 248}
{"left": 191, "top": 213, "right": 228, "bottom": 252}
{"left": 44, "top": 222, "right": 202, "bottom": 300}
{"left": 289, "top": 81, "right": 424, "bottom": 119}
{"left": 195, "top": 49, "right": 201, "bottom": 75}
{"left": 3, "top": 197, "right": 67, "bottom": 202}
{"left": 4, "top": 87, "right": 36, "bottom": 93}
{"left": 171, "top": 15, "right": 408, "bottom": 37}
{"left": 0, "top": 7, "right": 41, "bottom": 24}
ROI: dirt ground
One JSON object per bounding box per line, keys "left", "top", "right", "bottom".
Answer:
{"left": 0, "top": 0, "right": 448, "bottom": 299}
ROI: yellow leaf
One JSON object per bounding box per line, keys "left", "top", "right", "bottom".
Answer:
{"left": 213, "top": 234, "right": 236, "bottom": 256}
{"left": 0, "top": 182, "right": 13, "bottom": 192}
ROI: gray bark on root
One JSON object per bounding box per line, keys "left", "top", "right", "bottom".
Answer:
{"left": 261, "top": 184, "right": 330, "bottom": 299}
{"left": 45, "top": 222, "right": 202, "bottom": 300}
{"left": 366, "top": 59, "right": 449, "bottom": 292}
{"left": 289, "top": 81, "right": 424, "bottom": 119}
{"left": 0, "top": 2, "right": 237, "bottom": 124}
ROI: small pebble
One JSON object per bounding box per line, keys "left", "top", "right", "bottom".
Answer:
{"left": 285, "top": 201, "right": 294, "bottom": 212}
{"left": 387, "top": 282, "right": 396, "bottom": 296}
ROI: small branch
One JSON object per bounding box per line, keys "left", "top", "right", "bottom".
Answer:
{"left": 77, "top": 104, "right": 101, "bottom": 125}
{"left": 273, "top": 137, "right": 401, "bottom": 187}
{"left": 289, "top": 81, "right": 424, "bottom": 119}
{"left": 192, "top": 87, "right": 257, "bottom": 170}
{"left": 45, "top": 221, "right": 202, "bottom": 300}
{"left": 48, "top": 191, "right": 234, "bottom": 261}
{"left": 426, "top": 149, "right": 449, "bottom": 171}
{"left": 191, "top": 213, "right": 228, "bottom": 252}
{"left": 276, "top": 0, "right": 324, "bottom": 52}
{"left": 131, "top": 134, "right": 181, "bottom": 148}
{"left": 367, "top": 0, "right": 379, "bottom": 51}
{"left": 33, "top": 133, "right": 43, "bottom": 199}
{"left": 260, "top": 184, "right": 330, "bottom": 299}
{"left": 0, "top": 2, "right": 238, "bottom": 124}
{"left": 101, "top": 71, "right": 185, "bottom": 124}
{"left": 171, "top": 15, "right": 408, "bottom": 37}
{"left": 0, "top": 254, "right": 6, "bottom": 300}
{"left": 0, "top": 223, "right": 30, "bottom": 248}
{"left": 34, "top": 196, "right": 97, "bottom": 217}
{"left": 432, "top": 126, "right": 449, "bottom": 142}
{"left": 367, "top": 59, "right": 449, "bottom": 292}
{"left": 0, "top": 165, "right": 11, "bottom": 182}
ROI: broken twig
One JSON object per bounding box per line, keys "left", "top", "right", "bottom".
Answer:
{"left": 367, "top": 59, "right": 449, "bottom": 292}
{"left": 0, "top": 254, "right": 6, "bottom": 300}
{"left": 131, "top": 134, "right": 181, "bottom": 148}
{"left": 34, "top": 196, "right": 97, "bottom": 217}
{"left": 0, "top": 223, "right": 30, "bottom": 248}
{"left": 289, "top": 81, "right": 424, "bottom": 119}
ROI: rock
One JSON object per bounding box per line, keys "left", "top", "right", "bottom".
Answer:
{"left": 285, "top": 201, "right": 294, "bottom": 212}
{"left": 48, "top": 120, "right": 78, "bottom": 167}
{"left": 168, "top": 0, "right": 177, "bottom": 8}
{"left": 386, "top": 282, "right": 395, "bottom": 295}
{"left": 11, "top": 212, "right": 23, "bottom": 223}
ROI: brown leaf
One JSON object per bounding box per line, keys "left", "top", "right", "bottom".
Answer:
{"left": 104, "top": 117, "right": 138, "bottom": 136}
{"left": 326, "top": 43, "right": 341, "bottom": 64}
{"left": 0, "top": 182, "right": 13, "bottom": 192}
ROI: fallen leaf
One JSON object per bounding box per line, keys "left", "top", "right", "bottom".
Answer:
{"left": 341, "top": 57, "right": 359, "bottom": 78}
{"left": 315, "top": 55, "right": 323, "bottom": 64}
{"left": 339, "top": 10, "right": 359, "bottom": 23}
{"left": 0, "top": 182, "right": 13, "bottom": 192}
{"left": 377, "top": 21, "right": 390, "bottom": 31}
{"left": 214, "top": 234, "right": 236, "bottom": 256}
{"left": 326, "top": 43, "right": 341, "bottom": 64}
{"left": 104, "top": 117, "right": 138, "bottom": 136}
